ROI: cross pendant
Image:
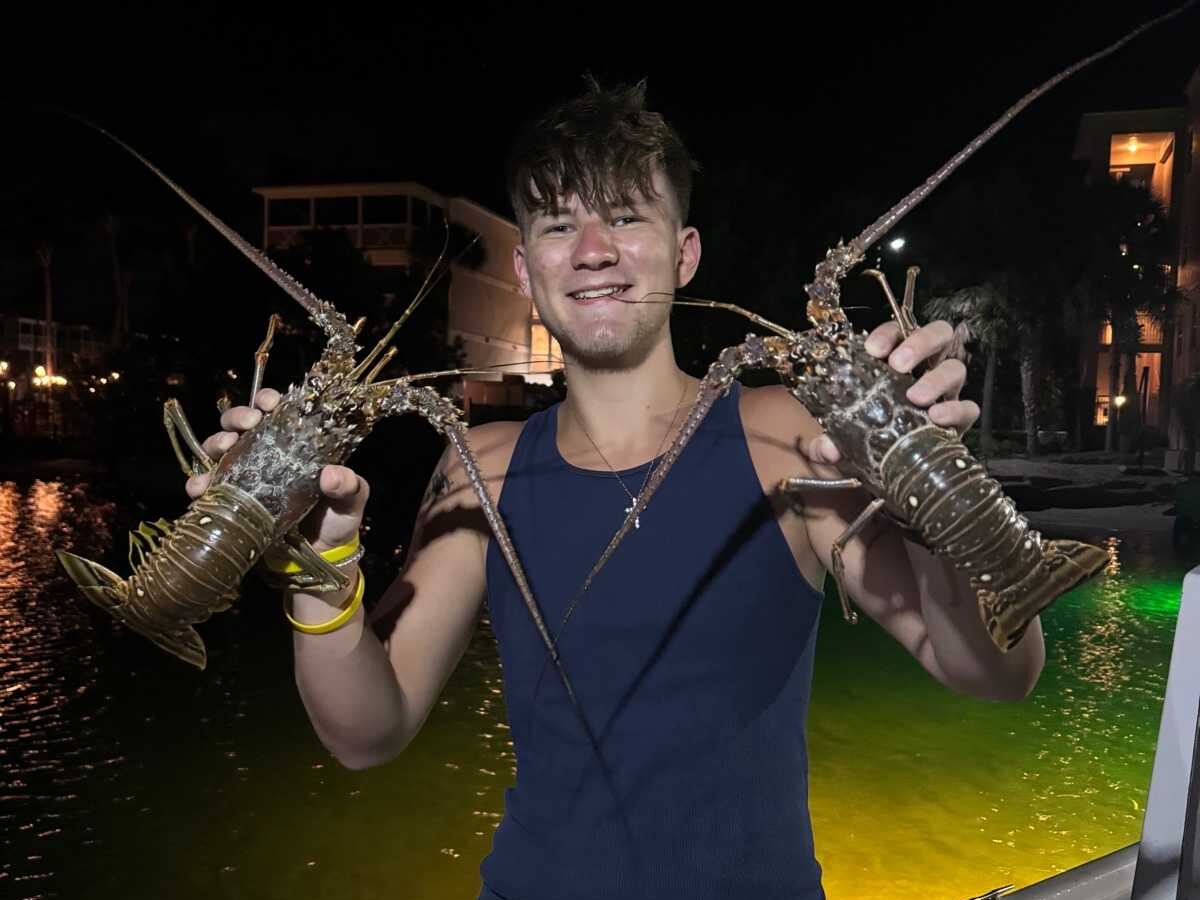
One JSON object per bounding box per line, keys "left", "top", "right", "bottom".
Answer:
{"left": 625, "top": 505, "right": 641, "bottom": 529}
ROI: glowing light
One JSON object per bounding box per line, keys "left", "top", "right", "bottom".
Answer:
{"left": 227, "top": 369, "right": 238, "bottom": 380}
{"left": 0, "top": 361, "right": 7, "bottom": 373}
{"left": 88, "top": 387, "right": 96, "bottom": 394}
{"left": 110, "top": 372, "right": 120, "bottom": 380}
{"left": 99, "top": 377, "right": 107, "bottom": 385}
{"left": 1104, "top": 535, "right": 1121, "bottom": 576}
{"left": 889, "top": 237, "right": 906, "bottom": 252}
{"left": 6, "top": 381, "right": 14, "bottom": 390}
{"left": 34, "top": 365, "right": 46, "bottom": 378}
{"left": 1113, "top": 395, "right": 1127, "bottom": 408}
{"left": 1127, "top": 135, "right": 1139, "bottom": 153}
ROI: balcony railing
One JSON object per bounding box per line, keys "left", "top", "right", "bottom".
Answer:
{"left": 265, "top": 223, "right": 414, "bottom": 251}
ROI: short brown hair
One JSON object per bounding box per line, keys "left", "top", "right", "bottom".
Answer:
{"left": 505, "top": 77, "right": 699, "bottom": 230}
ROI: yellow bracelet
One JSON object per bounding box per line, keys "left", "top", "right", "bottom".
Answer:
{"left": 264, "top": 532, "right": 361, "bottom": 574}
{"left": 285, "top": 569, "right": 365, "bottom": 635}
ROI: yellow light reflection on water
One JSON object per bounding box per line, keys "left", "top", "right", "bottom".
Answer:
{"left": 0, "top": 478, "right": 123, "bottom": 894}
{"left": 1104, "top": 536, "right": 1122, "bottom": 576}
{"left": 807, "top": 537, "right": 1175, "bottom": 900}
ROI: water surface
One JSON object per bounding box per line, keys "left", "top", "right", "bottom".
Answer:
{"left": 0, "top": 477, "right": 1183, "bottom": 899}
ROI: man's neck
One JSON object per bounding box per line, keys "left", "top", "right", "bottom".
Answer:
{"left": 558, "top": 338, "right": 694, "bottom": 469}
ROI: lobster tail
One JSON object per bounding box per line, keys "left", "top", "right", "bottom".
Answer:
{"left": 55, "top": 550, "right": 208, "bottom": 669}
{"left": 979, "top": 539, "right": 1109, "bottom": 651}
{"left": 872, "top": 422, "right": 1109, "bottom": 653}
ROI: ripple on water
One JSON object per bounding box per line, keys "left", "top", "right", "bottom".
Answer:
{"left": 0, "top": 479, "right": 125, "bottom": 895}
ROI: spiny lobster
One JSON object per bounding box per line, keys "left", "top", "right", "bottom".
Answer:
{"left": 50, "top": 120, "right": 585, "bottom": 726}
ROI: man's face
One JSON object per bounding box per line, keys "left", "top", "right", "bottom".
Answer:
{"left": 513, "top": 170, "right": 701, "bottom": 370}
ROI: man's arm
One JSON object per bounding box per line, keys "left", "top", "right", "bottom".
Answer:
{"left": 800, "top": 470, "right": 1045, "bottom": 702}
{"left": 292, "top": 421, "right": 520, "bottom": 768}
{"left": 743, "top": 322, "right": 1043, "bottom": 702}
{"left": 190, "top": 389, "right": 520, "bottom": 769}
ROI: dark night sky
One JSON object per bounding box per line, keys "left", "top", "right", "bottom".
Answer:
{"left": 1, "top": 2, "right": 1197, "bottom": 313}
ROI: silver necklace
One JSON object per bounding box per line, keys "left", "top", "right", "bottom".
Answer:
{"left": 572, "top": 378, "right": 689, "bottom": 529}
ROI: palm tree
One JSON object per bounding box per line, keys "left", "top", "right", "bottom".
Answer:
{"left": 1070, "top": 178, "right": 1180, "bottom": 452}
{"left": 921, "top": 283, "right": 1008, "bottom": 455}
{"left": 101, "top": 213, "right": 131, "bottom": 354}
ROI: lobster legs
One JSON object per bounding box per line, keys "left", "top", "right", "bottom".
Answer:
{"left": 164, "top": 399, "right": 214, "bottom": 477}
{"left": 164, "top": 313, "right": 285, "bottom": 479}
{"left": 863, "top": 267, "right": 920, "bottom": 339}
{"left": 777, "top": 474, "right": 885, "bottom": 627}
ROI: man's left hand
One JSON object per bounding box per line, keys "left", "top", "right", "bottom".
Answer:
{"left": 800, "top": 320, "right": 980, "bottom": 465}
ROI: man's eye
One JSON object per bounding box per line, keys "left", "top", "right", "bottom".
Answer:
{"left": 542, "top": 223, "right": 572, "bottom": 235}
{"left": 614, "top": 215, "right": 642, "bottom": 226}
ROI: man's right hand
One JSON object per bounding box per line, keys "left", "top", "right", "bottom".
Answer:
{"left": 184, "top": 388, "right": 370, "bottom": 553}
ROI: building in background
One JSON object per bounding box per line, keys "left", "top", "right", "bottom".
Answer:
{"left": 251, "top": 182, "right": 560, "bottom": 417}
{"left": 1072, "top": 65, "right": 1199, "bottom": 457}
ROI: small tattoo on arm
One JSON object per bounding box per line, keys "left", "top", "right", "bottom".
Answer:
{"left": 420, "top": 468, "right": 454, "bottom": 509}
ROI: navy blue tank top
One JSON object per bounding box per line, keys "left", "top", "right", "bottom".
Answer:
{"left": 481, "top": 383, "right": 825, "bottom": 900}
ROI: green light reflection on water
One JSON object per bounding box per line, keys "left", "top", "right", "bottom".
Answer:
{"left": 809, "top": 531, "right": 1188, "bottom": 899}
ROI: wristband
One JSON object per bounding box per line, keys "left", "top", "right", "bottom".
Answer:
{"left": 285, "top": 569, "right": 365, "bottom": 635}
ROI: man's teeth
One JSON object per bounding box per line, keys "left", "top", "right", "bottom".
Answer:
{"left": 573, "top": 286, "right": 625, "bottom": 299}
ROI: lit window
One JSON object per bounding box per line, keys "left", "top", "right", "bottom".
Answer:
{"left": 530, "top": 322, "right": 561, "bottom": 366}
{"left": 1137, "top": 311, "right": 1163, "bottom": 344}
{"left": 531, "top": 322, "right": 550, "bottom": 358}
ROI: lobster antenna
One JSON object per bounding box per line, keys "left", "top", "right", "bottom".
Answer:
{"left": 852, "top": 0, "right": 1196, "bottom": 255}
{"left": 45, "top": 107, "right": 353, "bottom": 344}
{"left": 624, "top": 291, "right": 795, "bottom": 337}
{"left": 350, "top": 228, "right": 480, "bottom": 382}
{"left": 363, "top": 347, "right": 399, "bottom": 385}
{"left": 375, "top": 358, "right": 565, "bottom": 388}
{"left": 398, "top": 219, "right": 456, "bottom": 330}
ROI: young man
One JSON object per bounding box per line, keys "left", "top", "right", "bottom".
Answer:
{"left": 190, "top": 81, "right": 1043, "bottom": 899}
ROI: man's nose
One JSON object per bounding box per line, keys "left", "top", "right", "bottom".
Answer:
{"left": 571, "top": 221, "right": 618, "bottom": 269}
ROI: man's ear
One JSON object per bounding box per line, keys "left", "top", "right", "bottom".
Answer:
{"left": 676, "top": 226, "right": 702, "bottom": 288}
{"left": 514, "top": 244, "right": 532, "bottom": 298}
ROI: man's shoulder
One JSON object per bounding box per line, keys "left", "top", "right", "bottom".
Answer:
{"left": 425, "top": 418, "right": 527, "bottom": 514}
{"left": 463, "top": 419, "right": 525, "bottom": 472}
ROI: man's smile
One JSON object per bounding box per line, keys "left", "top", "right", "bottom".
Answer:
{"left": 568, "top": 283, "right": 633, "bottom": 304}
